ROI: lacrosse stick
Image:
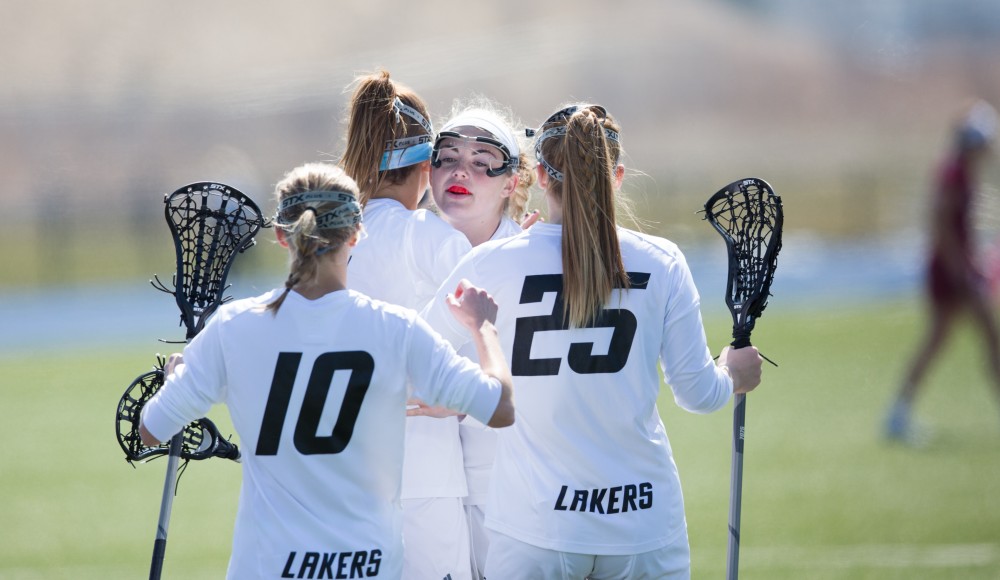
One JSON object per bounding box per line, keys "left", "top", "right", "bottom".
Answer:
{"left": 115, "top": 356, "right": 240, "bottom": 465}
{"left": 116, "top": 181, "right": 267, "bottom": 580}
{"left": 703, "top": 177, "right": 783, "bottom": 580}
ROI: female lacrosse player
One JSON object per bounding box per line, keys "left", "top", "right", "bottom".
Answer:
{"left": 887, "top": 99, "right": 1000, "bottom": 445}
{"left": 427, "top": 96, "right": 536, "bottom": 578}
{"left": 423, "top": 103, "right": 763, "bottom": 579}
{"left": 338, "top": 70, "right": 476, "bottom": 580}
{"left": 139, "top": 162, "right": 514, "bottom": 580}
{"left": 429, "top": 96, "right": 536, "bottom": 246}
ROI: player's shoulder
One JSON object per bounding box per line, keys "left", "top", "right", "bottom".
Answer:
{"left": 462, "top": 230, "right": 530, "bottom": 268}
{"left": 493, "top": 216, "right": 523, "bottom": 240}
{"left": 480, "top": 220, "right": 537, "bottom": 252}
{"left": 411, "top": 208, "right": 468, "bottom": 240}
{"left": 364, "top": 199, "right": 450, "bottom": 231}
{"left": 618, "top": 228, "right": 685, "bottom": 263}
{"left": 213, "top": 289, "right": 283, "bottom": 322}
{"left": 346, "top": 289, "right": 421, "bottom": 325}
{"left": 413, "top": 207, "right": 454, "bottom": 229}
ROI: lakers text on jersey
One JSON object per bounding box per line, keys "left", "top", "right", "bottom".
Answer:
{"left": 280, "top": 549, "right": 382, "bottom": 578}
{"left": 553, "top": 482, "right": 653, "bottom": 514}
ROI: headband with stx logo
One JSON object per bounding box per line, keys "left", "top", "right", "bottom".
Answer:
{"left": 275, "top": 190, "right": 363, "bottom": 230}
{"left": 527, "top": 104, "right": 620, "bottom": 182}
{"left": 380, "top": 98, "right": 434, "bottom": 171}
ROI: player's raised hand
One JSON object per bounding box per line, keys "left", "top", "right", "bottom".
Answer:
{"left": 446, "top": 279, "right": 498, "bottom": 331}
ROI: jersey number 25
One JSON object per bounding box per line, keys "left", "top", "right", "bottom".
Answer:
{"left": 511, "top": 273, "right": 649, "bottom": 376}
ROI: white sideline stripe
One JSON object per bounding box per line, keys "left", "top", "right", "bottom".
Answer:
{"left": 737, "top": 543, "right": 1000, "bottom": 569}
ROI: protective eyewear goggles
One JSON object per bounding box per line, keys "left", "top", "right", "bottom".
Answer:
{"left": 431, "top": 131, "right": 520, "bottom": 178}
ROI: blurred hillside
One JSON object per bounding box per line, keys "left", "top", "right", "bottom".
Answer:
{"left": 1, "top": 0, "right": 999, "bottom": 288}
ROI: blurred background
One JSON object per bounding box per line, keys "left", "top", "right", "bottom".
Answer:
{"left": 1, "top": 0, "right": 998, "bottom": 302}
{"left": 2, "top": 3, "right": 1000, "bottom": 578}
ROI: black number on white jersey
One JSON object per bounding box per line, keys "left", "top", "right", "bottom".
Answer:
{"left": 511, "top": 273, "right": 650, "bottom": 376}
{"left": 256, "top": 351, "right": 374, "bottom": 456}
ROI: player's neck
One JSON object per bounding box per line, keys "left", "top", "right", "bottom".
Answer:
{"left": 545, "top": 193, "right": 563, "bottom": 224}
{"left": 451, "top": 216, "right": 502, "bottom": 247}
{"left": 292, "top": 257, "right": 349, "bottom": 300}
{"left": 370, "top": 169, "right": 425, "bottom": 211}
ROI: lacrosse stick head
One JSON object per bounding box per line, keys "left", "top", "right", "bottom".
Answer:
{"left": 704, "top": 178, "right": 784, "bottom": 347}
{"left": 156, "top": 182, "right": 268, "bottom": 339}
{"left": 115, "top": 357, "right": 240, "bottom": 464}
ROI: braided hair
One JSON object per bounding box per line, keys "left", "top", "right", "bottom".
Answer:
{"left": 266, "top": 163, "right": 363, "bottom": 315}
{"left": 535, "top": 104, "right": 628, "bottom": 328}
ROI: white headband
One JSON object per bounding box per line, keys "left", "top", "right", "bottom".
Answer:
{"left": 441, "top": 109, "right": 520, "bottom": 160}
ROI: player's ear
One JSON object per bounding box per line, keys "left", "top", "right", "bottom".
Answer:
{"left": 536, "top": 164, "right": 549, "bottom": 189}
{"left": 614, "top": 164, "right": 625, "bottom": 189}
{"left": 501, "top": 174, "right": 518, "bottom": 198}
{"left": 347, "top": 225, "right": 364, "bottom": 247}
{"left": 275, "top": 227, "right": 289, "bottom": 248}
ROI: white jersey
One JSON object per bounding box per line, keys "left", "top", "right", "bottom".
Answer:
{"left": 458, "top": 215, "right": 523, "bottom": 506}
{"left": 492, "top": 215, "right": 522, "bottom": 240}
{"left": 348, "top": 198, "right": 473, "bottom": 499}
{"left": 423, "top": 222, "right": 732, "bottom": 556}
{"left": 141, "top": 289, "right": 501, "bottom": 579}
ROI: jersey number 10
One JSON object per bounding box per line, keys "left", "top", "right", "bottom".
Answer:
{"left": 256, "top": 351, "right": 374, "bottom": 456}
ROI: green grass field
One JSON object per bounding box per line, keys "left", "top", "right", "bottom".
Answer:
{"left": 1, "top": 299, "right": 998, "bottom": 579}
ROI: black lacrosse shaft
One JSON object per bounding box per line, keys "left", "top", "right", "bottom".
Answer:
{"left": 150, "top": 432, "right": 183, "bottom": 580}
{"left": 726, "top": 334, "right": 751, "bottom": 580}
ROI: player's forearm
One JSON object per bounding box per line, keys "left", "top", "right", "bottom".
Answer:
{"left": 470, "top": 321, "right": 515, "bottom": 428}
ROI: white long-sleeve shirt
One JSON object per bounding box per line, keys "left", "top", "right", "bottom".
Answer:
{"left": 422, "top": 222, "right": 731, "bottom": 556}
{"left": 142, "top": 289, "right": 501, "bottom": 579}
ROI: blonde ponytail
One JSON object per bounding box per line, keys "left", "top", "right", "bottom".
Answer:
{"left": 536, "top": 104, "right": 627, "bottom": 328}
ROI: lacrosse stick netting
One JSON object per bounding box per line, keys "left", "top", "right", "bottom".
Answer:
{"left": 152, "top": 182, "right": 268, "bottom": 340}
{"left": 704, "top": 178, "right": 783, "bottom": 347}
{"left": 115, "top": 357, "right": 239, "bottom": 464}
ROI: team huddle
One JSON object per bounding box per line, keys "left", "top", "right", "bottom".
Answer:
{"left": 139, "top": 69, "right": 764, "bottom": 580}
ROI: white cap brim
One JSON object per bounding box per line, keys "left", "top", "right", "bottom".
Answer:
{"left": 441, "top": 109, "right": 519, "bottom": 159}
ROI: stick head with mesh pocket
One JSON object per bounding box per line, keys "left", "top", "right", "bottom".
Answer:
{"left": 704, "top": 178, "right": 783, "bottom": 347}
{"left": 158, "top": 182, "right": 268, "bottom": 339}
{"left": 115, "top": 358, "right": 240, "bottom": 464}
